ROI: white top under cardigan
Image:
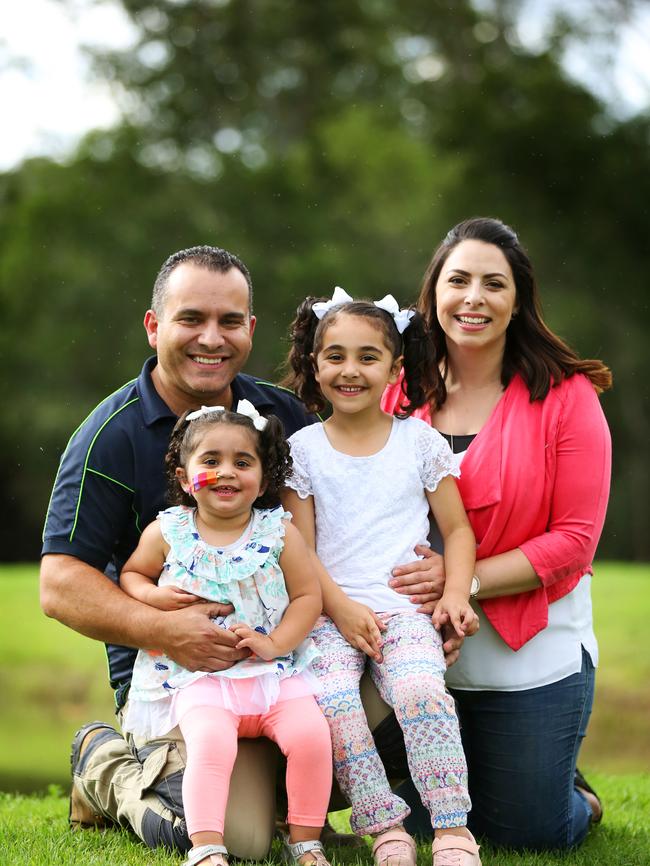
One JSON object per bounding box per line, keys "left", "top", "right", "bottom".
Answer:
{"left": 437, "top": 446, "right": 598, "bottom": 692}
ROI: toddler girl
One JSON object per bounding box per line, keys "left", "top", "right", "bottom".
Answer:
{"left": 120, "top": 401, "right": 332, "bottom": 866}
{"left": 282, "top": 288, "right": 482, "bottom": 866}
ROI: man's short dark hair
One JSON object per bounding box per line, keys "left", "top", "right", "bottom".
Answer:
{"left": 151, "top": 245, "right": 253, "bottom": 316}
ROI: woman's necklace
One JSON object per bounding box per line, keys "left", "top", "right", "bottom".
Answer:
{"left": 443, "top": 376, "right": 504, "bottom": 451}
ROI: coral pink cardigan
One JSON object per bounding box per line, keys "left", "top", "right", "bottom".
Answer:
{"left": 381, "top": 373, "right": 611, "bottom": 650}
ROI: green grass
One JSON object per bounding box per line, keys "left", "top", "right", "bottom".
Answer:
{"left": 0, "top": 564, "right": 116, "bottom": 791}
{"left": 0, "top": 562, "right": 649, "bottom": 863}
{"left": 581, "top": 562, "right": 650, "bottom": 773}
{"left": 1, "top": 774, "right": 649, "bottom": 865}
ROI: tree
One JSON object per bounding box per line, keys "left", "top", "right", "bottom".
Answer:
{"left": 2, "top": 0, "right": 648, "bottom": 557}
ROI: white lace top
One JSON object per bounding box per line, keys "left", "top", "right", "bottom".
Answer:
{"left": 287, "top": 417, "right": 459, "bottom": 612}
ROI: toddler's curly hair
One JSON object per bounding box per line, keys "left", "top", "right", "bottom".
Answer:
{"left": 165, "top": 409, "right": 292, "bottom": 509}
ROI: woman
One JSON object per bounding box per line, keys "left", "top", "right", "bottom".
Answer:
{"left": 382, "top": 217, "right": 612, "bottom": 851}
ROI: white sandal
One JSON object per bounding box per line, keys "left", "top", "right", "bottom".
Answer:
{"left": 182, "top": 844, "right": 229, "bottom": 866}
{"left": 283, "top": 839, "right": 332, "bottom": 866}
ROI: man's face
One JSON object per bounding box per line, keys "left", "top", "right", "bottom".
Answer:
{"left": 144, "top": 263, "right": 256, "bottom": 413}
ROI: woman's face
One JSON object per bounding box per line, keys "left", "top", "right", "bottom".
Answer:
{"left": 434, "top": 239, "right": 518, "bottom": 354}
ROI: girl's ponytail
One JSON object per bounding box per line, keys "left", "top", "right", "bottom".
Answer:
{"left": 282, "top": 297, "right": 326, "bottom": 413}
{"left": 396, "top": 310, "right": 443, "bottom": 417}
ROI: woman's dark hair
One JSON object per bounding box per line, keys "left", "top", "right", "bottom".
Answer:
{"left": 165, "top": 409, "right": 292, "bottom": 508}
{"left": 418, "top": 217, "right": 612, "bottom": 407}
{"left": 282, "top": 296, "right": 439, "bottom": 416}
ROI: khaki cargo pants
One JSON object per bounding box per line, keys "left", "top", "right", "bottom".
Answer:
{"left": 72, "top": 676, "right": 394, "bottom": 859}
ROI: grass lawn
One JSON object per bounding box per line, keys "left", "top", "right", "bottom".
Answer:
{"left": 0, "top": 561, "right": 649, "bottom": 863}
{"left": 1, "top": 773, "right": 649, "bottom": 865}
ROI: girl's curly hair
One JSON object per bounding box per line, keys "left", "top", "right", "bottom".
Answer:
{"left": 165, "top": 409, "right": 292, "bottom": 509}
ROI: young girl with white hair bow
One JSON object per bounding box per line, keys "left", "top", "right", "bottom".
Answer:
{"left": 120, "top": 402, "right": 333, "bottom": 866}
{"left": 282, "top": 290, "right": 483, "bottom": 866}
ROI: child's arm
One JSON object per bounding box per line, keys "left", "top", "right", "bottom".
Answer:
{"left": 426, "top": 475, "right": 478, "bottom": 637}
{"left": 120, "top": 521, "right": 203, "bottom": 611}
{"left": 229, "top": 521, "right": 322, "bottom": 659}
{"left": 280, "top": 489, "right": 386, "bottom": 662}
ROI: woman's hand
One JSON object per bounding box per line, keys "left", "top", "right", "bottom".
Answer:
{"left": 331, "top": 600, "right": 387, "bottom": 662}
{"left": 389, "top": 545, "right": 445, "bottom": 613}
{"left": 432, "top": 592, "right": 479, "bottom": 638}
{"left": 230, "top": 623, "right": 280, "bottom": 661}
{"left": 143, "top": 584, "right": 204, "bottom": 611}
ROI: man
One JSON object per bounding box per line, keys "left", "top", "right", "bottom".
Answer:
{"left": 40, "top": 246, "right": 320, "bottom": 857}
{"left": 41, "top": 245, "right": 465, "bottom": 857}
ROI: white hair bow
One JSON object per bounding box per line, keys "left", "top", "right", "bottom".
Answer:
{"left": 374, "top": 294, "right": 415, "bottom": 334}
{"left": 312, "top": 286, "right": 354, "bottom": 320}
{"left": 235, "top": 398, "right": 268, "bottom": 430}
{"left": 185, "top": 405, "right": 226, "bottom": 422}
{"left": 185, "top": 400, "right": 267, "bottom": 430}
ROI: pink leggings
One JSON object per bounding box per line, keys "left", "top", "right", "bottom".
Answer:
{"left": 178, "top": 695, "right": 333, "bottom": 837}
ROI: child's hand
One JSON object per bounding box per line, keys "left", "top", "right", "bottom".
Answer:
{"left": 332, "top": 600, "right": 387, "bottom": 662}
{"left": 145, "top": 585, "right": 204, "bottom": 611}
{"left": 230, "top": 623, "right": 280, "bottom": 661}
{"left": 431, "top": 592, "right": 479, "bottom": 639}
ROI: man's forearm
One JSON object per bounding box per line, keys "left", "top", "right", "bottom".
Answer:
{"left": 40, "top": 553, "right": 164, "bottom": 650}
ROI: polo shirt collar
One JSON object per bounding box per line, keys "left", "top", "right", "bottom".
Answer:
{"left": 136, "top": 357, "right": 177, "bottom": 425}
{"left": 136, "top": 358, "right": 276, "bottom": 425}
{"left": 230, "top": 374, "right": 277, "bottom": 411}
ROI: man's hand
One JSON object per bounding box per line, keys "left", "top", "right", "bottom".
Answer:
{"left": 332, "top": 599, "right": 387, "bottom": 662}
{"left": 158, "top": 602, "right": 248, "bottom": 672}
{"left": 389, "top": 545, "right": 445, "bottom": 613}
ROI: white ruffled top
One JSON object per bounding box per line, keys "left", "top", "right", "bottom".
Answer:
{"left": 123, "top": 505, "right": 319, "bottom": 738}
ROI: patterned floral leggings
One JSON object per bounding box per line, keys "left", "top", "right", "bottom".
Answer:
{"left": 311, "top": 611, "right": 470, "bottom": 835}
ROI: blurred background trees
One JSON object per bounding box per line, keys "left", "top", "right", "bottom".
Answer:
{"left": 1, "top": 0, "right": 648, "bottom": 559}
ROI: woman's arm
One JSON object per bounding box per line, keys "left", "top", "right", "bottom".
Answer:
{"left": 393, "top": 377, "right": 611, "bottom": 603}
{"left": 473, "top": 378, "right": 611, "bottom": 597}
{"left": 120, "top": 521, "right": 203, "bottom": 611}
{"left": 517, "top": 378, "right": 612, "bottom": 587}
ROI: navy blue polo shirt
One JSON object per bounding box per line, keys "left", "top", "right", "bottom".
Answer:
{"left": 42, "top": 356, "right": 316, "bottom": 695}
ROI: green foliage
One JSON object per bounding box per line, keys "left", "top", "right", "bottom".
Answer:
{"left": 1, "top": 1, "right": 649, "bottom": 557}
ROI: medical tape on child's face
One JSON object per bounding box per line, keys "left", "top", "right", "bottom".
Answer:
{"left": 189, "top": 470, "right": 221, "bottom": 493}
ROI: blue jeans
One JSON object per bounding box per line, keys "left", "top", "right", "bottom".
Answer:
{"left": 398, "top": 648, "right": 596, "bottom": 850}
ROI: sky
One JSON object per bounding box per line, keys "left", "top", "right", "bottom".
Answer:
{"left": 1, "top": 0, "right": 649, "bottom": 172}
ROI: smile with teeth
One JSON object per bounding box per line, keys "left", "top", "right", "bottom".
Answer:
{"left": 192, "top": 356, "right": 225, "bottom": 365}
{"left": 336, "top": 385, "right": 364, "bottom": 393}
{"left": 456, "top": 315, "right": 491, "bottom": 324}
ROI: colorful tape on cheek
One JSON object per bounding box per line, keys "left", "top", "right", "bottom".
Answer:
{"left": 189, "top": 470, "right": 221, "bottom": 493}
